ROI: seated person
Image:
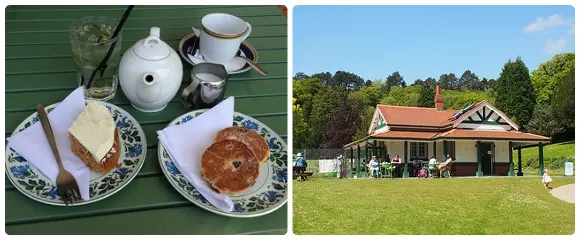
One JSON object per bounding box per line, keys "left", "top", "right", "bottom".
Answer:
{"left": 437, "top": 154, "right": 453, "bottom": 175}
{"left": 368, "top": 156, "right": 379, "bottom": 178}
{"left": 391, "top": 154, "right": 402, "bottom": 177}
{"left": 428, "top": 156, "right": 437, "bottom": 177}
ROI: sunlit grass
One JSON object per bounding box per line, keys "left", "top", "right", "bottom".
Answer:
{"left": 293, "top": 177, "right": 575, "bottom": 235}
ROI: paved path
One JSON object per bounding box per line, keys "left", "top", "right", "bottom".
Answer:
{"left": 550, "top": 183, "right": 575, "bottom": 203}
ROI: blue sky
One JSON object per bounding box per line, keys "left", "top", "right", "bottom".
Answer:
{"left": 293, "top": 5, "right": 575, "bottom": 82}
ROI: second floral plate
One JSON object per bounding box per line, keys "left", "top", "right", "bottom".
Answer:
{"left": 158, "top": 110, "right": 288, "bottom": 218}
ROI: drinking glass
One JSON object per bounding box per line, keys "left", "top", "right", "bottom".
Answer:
{"left": 69, "top": 16, "right": 122, "bottom": 101}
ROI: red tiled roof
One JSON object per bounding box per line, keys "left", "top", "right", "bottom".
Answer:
{"left": 369, "top": 129, "right": 549, "bottom": 141}
{"left": 371, "top": 131, "right": 439, "bottom": 140}
{"left": 437, "top": 129, "right": 550, "bottom": 141}
{"left": 377, "top": 105, "right": 457, "bottom": 127}
{"left": 377, "top": 101, "right": 487, "bottom": 128}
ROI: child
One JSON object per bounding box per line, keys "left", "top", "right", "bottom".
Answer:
{"left": 542, "top": 169, "right": 553, "bottom": 189}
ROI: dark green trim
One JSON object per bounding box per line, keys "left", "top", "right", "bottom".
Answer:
{"left": 485, "top": 109, "right": 494, "bottom": 121}
{"left": 403, "top": 141, "right": 409, "bottom": 178}
{"left": 468, "top": 116, "right": 474, "bottom": 121}
{"left": 538, "top": 143, "right": 544, "bottom": 176}
{"left": 356, "top": 145, "right": 361, "bottom": 178}
{"left": 476, "top": 141, "right": 483, "bottom": 177}
{"left": 517, "top": 148, "right": 523, "bottom": 176}
{"left": 482, "top": 107, "right": 486, "bottom": 120}
{"left": 461, "top": 120, "right": 511, "bottom": 125}
{"left": 508, "top": 141, "right": 515, "bottom": 176}
{"left": 495, "top": 115, "right": 502, "bottom": 122}
{"left": 476, "top": 111, "right": 484, "bottom": 120}
{"left": 373, "top": 140, "right": 377, "bottom": 156}
{"left": 433, "top": 141, "right": 436, "bottom": 159}
{"left": 349, "top": 147, "right": 354, "bottom": 178}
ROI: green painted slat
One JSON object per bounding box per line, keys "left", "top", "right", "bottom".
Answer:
{"left": 5, "top": 97, "right": 287, "bottom": 134}
{"left": 5, "top": 174, "right": 286, "bottom": 225}
{"left": 6, "top": 15, "right": 286, "bottom": 32}
{"left": 5, "top": 5, "right": 280, "bottom": 16}
{"left": 6, "top": 40, "right": 285, "bottom": 60}
{"left": 5, "top": 58, "right": 285, "bottom": 76}
{"left": 5, "top": 204, "right": 287, "bottom": 234}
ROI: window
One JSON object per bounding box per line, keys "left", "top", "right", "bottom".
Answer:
{"left": 445, "top": 141, "right": 456, "bottom": 159}
{"left": 410, "top": 142, "right": 427, "bottom": 159}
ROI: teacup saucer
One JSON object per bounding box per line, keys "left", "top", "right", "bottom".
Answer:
{"left": 178, "top": 32, "right": 259, "bottom": 75}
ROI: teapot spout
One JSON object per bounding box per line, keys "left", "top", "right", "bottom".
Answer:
{"left": 136, "top": 72, "right": 162, "bottom": 103}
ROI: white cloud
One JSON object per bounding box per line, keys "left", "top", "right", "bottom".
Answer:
{"left": 524, "top": 14, "right": 566, "bottom": 33}
{"left": 544, "top": 39, "right": 567, "bottom": 54}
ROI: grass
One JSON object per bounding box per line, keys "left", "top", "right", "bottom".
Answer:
{"left": 293, "top": 177, "right": 575, "bottom": 235}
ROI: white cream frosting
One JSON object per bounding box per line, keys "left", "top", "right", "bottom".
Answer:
{"left": 69, "top": 101, "right": 115, "bottom": 163}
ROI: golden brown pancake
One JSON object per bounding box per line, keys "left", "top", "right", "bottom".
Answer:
{"left": 201, "top": 140, "right": 260, "bottom": 195}
{"left": 215, "top": 126, "right": 270, "bottom": 165}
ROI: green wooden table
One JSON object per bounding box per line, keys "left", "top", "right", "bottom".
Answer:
{"left": 5, "top": 5, "right": 287, "bottom": 235}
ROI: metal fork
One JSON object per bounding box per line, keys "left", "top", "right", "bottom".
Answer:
{"left": 36, "top": 104, "right": 81, "bottom": 206}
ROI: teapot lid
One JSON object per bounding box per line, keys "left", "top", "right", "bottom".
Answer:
{"left": 133, "top": 27, "right": 171, "bottom": 61}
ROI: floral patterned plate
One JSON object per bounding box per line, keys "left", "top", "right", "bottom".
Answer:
{"left": 5, "top": 101, "right": 147, "bottom": 206}
{"left": 158, "top": 110, "right": 288, "bottom": 218}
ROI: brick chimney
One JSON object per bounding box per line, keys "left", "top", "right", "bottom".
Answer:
{"left": 435, "top": 85, "right": 444, "bottom": 111}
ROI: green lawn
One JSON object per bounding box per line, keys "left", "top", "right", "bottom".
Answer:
{"left": 293, "top": 177, "right": 575, "bottom": 235}
{"left": 514, "top": 141, "right": 574, "bottom": 176}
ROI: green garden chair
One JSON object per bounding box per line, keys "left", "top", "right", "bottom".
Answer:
{"left": 381, "top": 162, "right": 393, "bottom": 178}
{"left": 428, "top": 163, "right": 437, "bottom": 178}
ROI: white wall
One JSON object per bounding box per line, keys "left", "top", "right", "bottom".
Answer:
{"left": 494, "top": 141, "right": 509, "bottom": 163}
{"left": 455, "top": 141, "right": 477, "bottom": 163}
{"left": 387, "top": 141, "right": 404, "bottom": 160}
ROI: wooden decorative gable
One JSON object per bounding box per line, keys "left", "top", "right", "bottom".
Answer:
{"left": 453, "top": 101, "right": 519, "bottom": 131}
{"left": 368, "top": 108, "right": 388, "bottom": 134}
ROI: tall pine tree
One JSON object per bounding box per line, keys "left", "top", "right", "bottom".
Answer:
{"left": 495, "top": 57, "right": 536, "bottom": 128}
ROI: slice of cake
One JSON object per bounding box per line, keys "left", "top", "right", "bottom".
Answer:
{"left": 69, "top": 101, "right": 121, "bottom": 174}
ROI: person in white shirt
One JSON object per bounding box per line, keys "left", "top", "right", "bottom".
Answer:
{"left": 428, "top": 156, "right": 437, "bottom": 177}
{"left": 429, "top": 156, "right": 437, "bottom": 164}
{"left": 368, "top": 156, "right": 379, "bottom": 178}
{"left": 334, "top": 155, "right": 342, "bottom": 179}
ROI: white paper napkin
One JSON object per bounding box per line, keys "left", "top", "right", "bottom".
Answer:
{"left": 7, "top": 87, "right": 91, "bottom": 200}
{"left": 157, "top": 97, "right": 235, "bottom": 212}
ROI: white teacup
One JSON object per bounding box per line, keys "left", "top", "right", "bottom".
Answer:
{"left": 199, "top": 13, "right": 252, "bottom": 66}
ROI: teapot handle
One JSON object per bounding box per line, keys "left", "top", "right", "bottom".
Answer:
{"left": 144, "top": 27, "right": 161, "bottom": 46}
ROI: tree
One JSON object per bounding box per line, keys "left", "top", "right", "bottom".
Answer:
{"left": 418, "top": 84, "right": 435, "bottom": 108}
{"left": 424, "top": 77, "right": 437, "bottom": 87}
{"left": 459, "top": 70, "right": 483, "bottom": 91}
{"left": 495, "top": 57, "right": 536, "bottom": 128}
{"left": 311, "top": 72, "right": 332, "bottom": 85}
{"left": 525, "top": 104, "right": 565, "bottom": 137}
{"left": 292, "top": 98, "right": 312, "bottom": 149}
{"left": 293, "top": 78, "right": 325, "bottom": 120}
{"left": 294, "top": 72, "right": 309, "bottom": 80}
{"left": 438, "top": 73, "right": 458, "bottom": 90}
{"left": 322, "top": 96, "right": 364, "bottom": 148}
{"left": 330, "top": 70, "right": 365, "bottom": 92}
{"left": 309, "top": 87, "right": 346, "bottom": 148}
{"left": 531, "top": 53, "right": 574, "bottom": 104}
{"left": 357, "top": 82, "right": 384, "bottom": 107}
{"left": 551, "top": 68, "right": 574, "bottom": 128}
{"left": 384, "top": 71, "right": 404, "bottom": 92}
{"left": 412, "top": 79, "right": 424, "bottom": 86}
{"left": 380, "top": 85, "right": 422, "bottom": 107}
{"left": 364, "top": 80, "right": 373, "bottom": 87}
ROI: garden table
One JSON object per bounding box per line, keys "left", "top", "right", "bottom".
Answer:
{"left": 5, "top": 5, "right": 287, "bottom": 235}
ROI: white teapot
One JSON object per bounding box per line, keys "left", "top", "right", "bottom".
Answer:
{"left": 119, "top": 27, "right": 183, "bottom": 112}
